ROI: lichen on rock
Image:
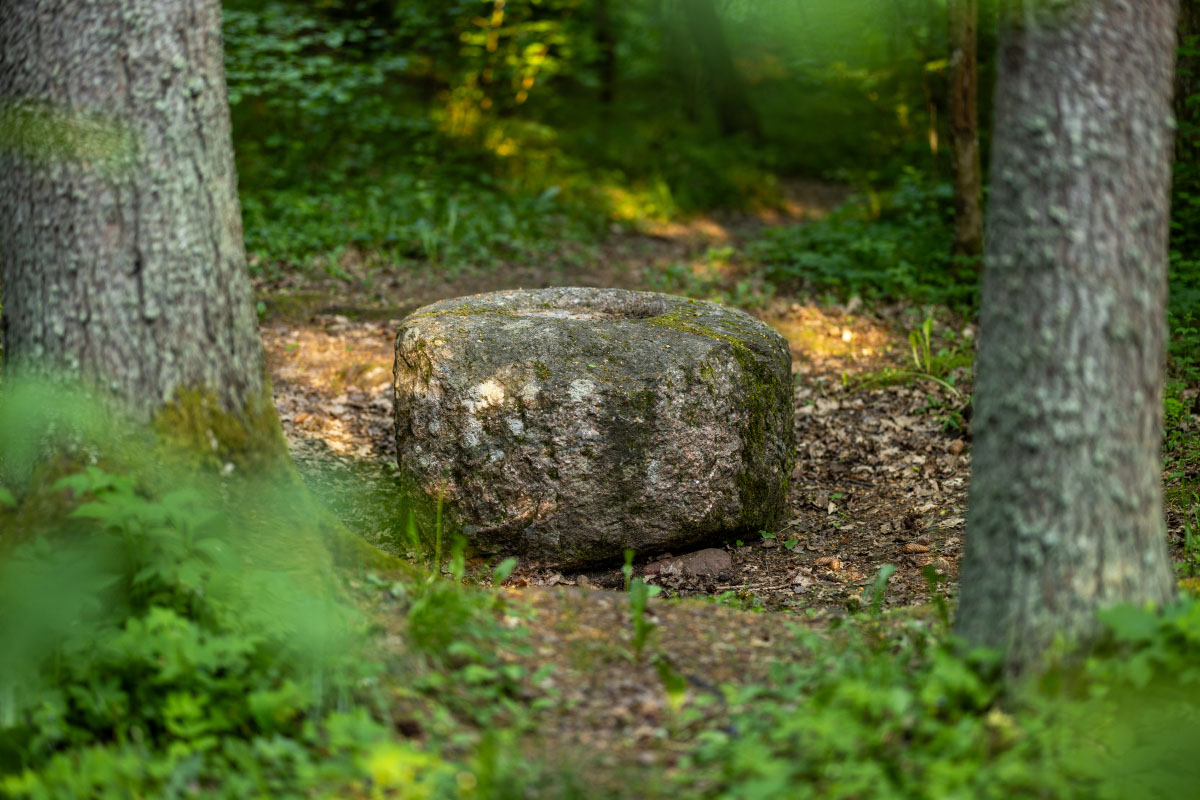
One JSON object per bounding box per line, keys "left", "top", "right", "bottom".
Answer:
{"left": 394, "top": 287, "right": 794, "bottom": 568}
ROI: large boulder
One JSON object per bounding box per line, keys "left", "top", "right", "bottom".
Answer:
{"left": 393, "top": 288, "right": 794, "bottom": 568}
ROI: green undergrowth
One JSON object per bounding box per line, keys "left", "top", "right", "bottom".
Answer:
{"left": 850, "top": 314, "right": 973, "bottom": 403}
{"left": 0, "top": 384, "right": 569, "bottom": 799}
{"left": 749, "top": 170, "right": 979, "bottom": 311}
{"left": 5, "top": 426, "right": 1200, "bottom": 797}
{"left": 676, "top": 599, "right": 1200, "bottom": 799}
{"left": 240, "top": 174, "right": 594, "bottom": 278}
{"left": 3, "top": 391, "right": 1199, "bottom": 799}
{"left": 222, "top": 3, "right": 789, "bottom": 277}
{"left": 1165, "top": 251, "right": 1200, "bottom": 506}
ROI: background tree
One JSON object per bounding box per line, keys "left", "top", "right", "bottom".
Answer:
{"left": 955, "top": 0, "right": 1180, "bottom": 673}
{"left": 947, "top": 0, "right": 983, "bottom": 258}
{"left": 595, "top": 0, "right": 618, "bottom": 104}
{"left": 672, "top": 0, "right": 762, "bottom": 140}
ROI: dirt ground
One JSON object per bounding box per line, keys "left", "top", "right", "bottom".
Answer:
{"left": 256, "top": 218, "right": 976, "bottom": 777}
{"left": 257, "top": 180, "right": 972, "bottom": 611}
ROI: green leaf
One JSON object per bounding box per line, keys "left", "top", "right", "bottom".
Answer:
{"left": 869, "top": 564, "right": 897, "bottom": 614}
{"left": 492, "top": 557, "right": 518, "bottom": 586}
{"left": 1098, "top": 604, "right": 1162, "bottom": 644}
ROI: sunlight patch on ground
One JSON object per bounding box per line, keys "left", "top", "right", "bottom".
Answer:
{"left": 758, "top": 178, "right": 853, "bottom": 224}
{"left": 644, "top": 217, "right": 733, "bottom": 243}
{"left": 262, "top": 318, "right": 397, "bottom": 461}
{"left": 766, "top": 302, "right": 903, "bottom": 372}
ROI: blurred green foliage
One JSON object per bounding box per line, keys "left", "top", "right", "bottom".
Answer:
{"left": 679, "top": 601, "right": 1200, "bottom": 799}
{"left": 749, "top": 170, "right": 977, "bottom": 309}
{"left": 0, "top": 459, "right": 403, "bottom": 797}
{"left": 222, "top": 0, "right": 970, "bottom": 272}
{"left": 0, "top": 383, "right": 577, "bottom": 798}
{"left": 2, "top": 384, "right": 1199, "bottom": 797}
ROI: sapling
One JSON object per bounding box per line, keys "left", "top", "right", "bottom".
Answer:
{"left": 623, "top": 549, "right": 661, "bottom": 661}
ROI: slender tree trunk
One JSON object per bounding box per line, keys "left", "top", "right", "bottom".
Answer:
{"left": 955, "top": 0, "right": 1180, "bottom": 674}
{"left": 1175, "top": 0, "right": 1200, "bottom": 165}
{"left": 657, "top": 0, "right": 700, "bottom": 122}
{"left": 682, "top": 0, "right": 762, "bottom": 140}
{"left": 0, "top": 0, "right": 267, "bottom": 427}
{"left": 594, "top": 0, "right": 617, "bottom": 105}
{"left": 947, "top": 0, "right": 984, "bottom": 259}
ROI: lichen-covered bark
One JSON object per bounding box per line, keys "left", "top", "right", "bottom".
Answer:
{"left": 0, "top": 0, "right": 266, "bottom": 425}
{"left": 947, "top": 0, "right": 984, "bottom": 258}
{"left": 955, "top": 0, "right": 1180, "bottom": 672}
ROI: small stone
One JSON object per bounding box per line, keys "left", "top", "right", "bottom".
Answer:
{"left": 644, "top": 548, "right": 733, "bottom": 577}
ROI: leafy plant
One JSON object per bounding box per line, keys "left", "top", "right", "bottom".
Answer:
{"left": 750, "top": 171, "right": 978, "bottom": 310}
{"left": 623, "top": 549, "right": 662, "bottom": 662}
{"left": 1176, "top": 493, "right": 1200, "bottom": 579}
{"left": 0, "top": 464, "right": 403, "bottom": 798}
{"left": 852, "top": 318, "right": 973, "bottom": 405}
{"left": 679, "top": 598, "right": 1200, "bottom": 800}
{"left": 865, "top": 563, "right": 897, "bottom": 616}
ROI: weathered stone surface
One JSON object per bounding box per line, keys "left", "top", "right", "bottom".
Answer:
{"left": 644, "top": 548, "right": 733, "bottom": 577}
{"left": 393, "top": 287, "right": 794, "bottom": 568}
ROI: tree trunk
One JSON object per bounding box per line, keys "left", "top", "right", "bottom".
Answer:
{"left": 681, "top": 0, "right": 762, "bottom": 140}
{"left": 0, "top": 0, "right": 266, "bottom": 427}
{"left": 947, "top": 0, "right": 984, "bottom": 259}
{"left": 658, "top": 0, "right": 701, "bottom": 123}
{"left": 594, "top": 0, "right": 617, "bottom": 105}
{"left": 1175, "top": 0, "right": 1200, "bottom": 165}
{"left": 0, "top": 0, "right": 400, "bottom": 570}
{"left": 955, "top": 0, "right": 1180, "bottom": 674}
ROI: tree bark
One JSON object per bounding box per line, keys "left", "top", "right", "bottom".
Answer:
{"left": 955, "top": 0, "right": 1180, "bottom": 674}
{"left": 0, "top": 0, "right": 404, "bottom": 570}
{"left": 947, "top": 0, "right": 984, "bottom": 259}
{"left": 0, "top": 0, "right": 266, "bottom": 426}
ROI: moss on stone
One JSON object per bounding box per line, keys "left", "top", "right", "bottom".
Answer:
{"left": 647, "top": 309, "right": 792, "bottom": 527}
{"left": 411, "top": 305, "right": 522, "bottom": 321}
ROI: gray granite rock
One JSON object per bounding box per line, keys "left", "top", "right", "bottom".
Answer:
{"left": 393, "top": 287, "right": 793, "bottom": 568}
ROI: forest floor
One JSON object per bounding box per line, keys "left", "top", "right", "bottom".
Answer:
{"left": 255, "top": 179, "right": 971, "bottom": 611}
{"left": 251, "top": 182, "right": 1195, "bottom": 783}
